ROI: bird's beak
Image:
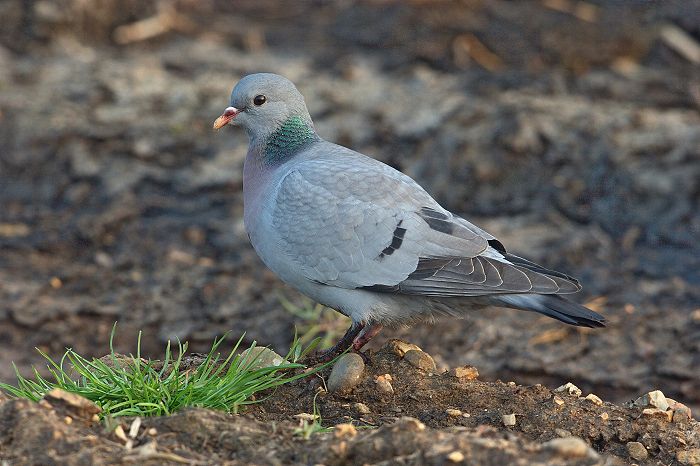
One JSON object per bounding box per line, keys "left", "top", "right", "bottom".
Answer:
{"left": 212, "top": 106, "right": 241, "bottom": 130}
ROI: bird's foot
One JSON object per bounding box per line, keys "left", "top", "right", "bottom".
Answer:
{"left": 302, "top": 322, "right": 364, "bottom": 365}
{"left": 351, "top": 322, "right": 383, "bottom": 351}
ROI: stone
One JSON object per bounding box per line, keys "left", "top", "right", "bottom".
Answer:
{"left": 397, "top": 417, "right": 426, "bottom": 432}
{"left": 375, "top": 374, "right": 394, "bottom": 395}
{"left": 555, "top": 428, "right": 572, "bottom": 438}
{"left": 353, "top": 402, "right": 370, "bottom": 415}
{"left": 43, "top": 389, "right": 101, "bottom": 420}
{"left": 447, "top": 451, "right": 465, "bottom": 462}
{"left": 677, "top": 448, "right": 700, "bottom": 465}
{"left": 642, "top": 408, "right": 673, "bottom": 422}
{"left": 450, "top": 366, "right": 479, "bottom": 380}
{"left": 446, "top": 408, "right": 463, "bottom": 417}
{"left": 585, "top": 394, "right": 603, "bottom": 406}
{"left": 667, "top": 398, "right": 692, "bottom": 423}
{"left": 333, "top": 423, "right": 357, "bottom": 439}
{"left": 543, "top": 437, "right": 596, "bottom": 459}
{"left": 327, "top": 353, "right": 365, "bottom": 394}
{"left": 626, "top": 441, "right": 648, "bottom": 461}
{"left": 554, "top": 383, "right": 582, "bottom": 397}
{"left": 553, "top": 396, "right": 565, "bottom": 406}
{"left": 502, "top": 414, "right": 516, "bottom": 426}
{"left": 385, "top": 339, "right": 422, "bottom": 357}
{"left": 634, "top": 390, "right": 669, "bottom": 411}
{"left": 404, "top": 349, "right": 436, "bottom": 372}
{"left": 239, "top": 347, "right": 285, "bottom": 371}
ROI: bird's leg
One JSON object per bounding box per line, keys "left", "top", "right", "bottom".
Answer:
{"left": 352, "top": 322, "right": 383, "bottom": 351}
{"left": 305, "top": 322, "right": 364, "bottom": 364}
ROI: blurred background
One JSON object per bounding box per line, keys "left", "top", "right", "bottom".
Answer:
{"left": 0, "top": 0, "right": 698, "bottom": 411}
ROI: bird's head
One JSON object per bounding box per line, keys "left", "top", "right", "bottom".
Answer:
{"left": 213, "top": 73, "right": 313, "bottom": 142}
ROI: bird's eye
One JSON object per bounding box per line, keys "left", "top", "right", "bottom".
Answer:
{"left": 253, "top": 95, "right": 267, "bottom": 106}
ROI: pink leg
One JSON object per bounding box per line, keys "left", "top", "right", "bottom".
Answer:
{"left": 352, "top": 322, "right": 383, "bottom": 351}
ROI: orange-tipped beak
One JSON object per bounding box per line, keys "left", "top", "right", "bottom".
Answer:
{"left": 213, "top": 106, "right": 241, "bottom": 130}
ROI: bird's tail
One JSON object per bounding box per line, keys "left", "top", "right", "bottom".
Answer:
{"left": 491, "top": 294, "right": 605, "bottom": 328}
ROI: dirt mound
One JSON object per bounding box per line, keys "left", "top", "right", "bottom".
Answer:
{"left": 1, "top": 342, "right": 697, "bottom": 465}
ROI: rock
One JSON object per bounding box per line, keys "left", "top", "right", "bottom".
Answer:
{"left": 502, "top": 414, "right": 516, "bottom": 426}
{"left": 554, "top": 428, "right": 571, "bottom": 438}
{"left": 396, "top": 417, "right": 426, "bottom": 432}
{"left": 673, "top": 406, "right": 692, "bottom": 423}
{"left": 375, "top": 374, "right": 394, "bottom": 395}
{"left": 333, "top": 423, "right": 357, "bottom": 439}
{"left": 634, "top": 390, "right": 669, "bottom": 411}
{"left": 353, "top": 402, "right": 370, "bottom": 415}
{"left": 404, "top": 349, "right": 436, "bottom": 372}
{"left": 42, "top": 389, "right": 101, "bottom": 421}
{"left": 239, "top": 347, "right": 285, "bottom": 371}
{"left": 677, "top": 448, "right": 700, "bottom": 465}
{"left": 445, "top": 408, "right": 463, "bottom": 417}
{"left": 385, "top": 339, "right": 422, "bottom": 357}
{"left": 450, "top": 366, "right": 479, "bottom": 380}
{"left": 543, "top": 437, "right": 597, "bottom": 459}
{"left": 642, "top": 408, "right": 673, "bottom": 422}
{"left": 667, "top": 398, "right": 692, "bottom": 423}
{"left": 447, "top": 451, "right": 465, "bottom": 462}
{"left": 554, "top": 383, "right": 582, "bottom": 397}
{"left": 327, "top": 353, "right": 365, "bottom": 394}
{"left": 626, "top": 441, "right": 648, "bottom": 461}
{"left": 552, "top": 396, "right": 565, "bottom": 406}
{"left": 600, "top": 412, "right": 609, "bottom": 421}
{"left": 294, "top": 413, "right": 319, "bottom": 422}
{"left": 585, "top": 394, "right": 603, "bottom": 406}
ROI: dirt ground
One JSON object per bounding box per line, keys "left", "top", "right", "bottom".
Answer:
{"left": 1, "top": 343, "right": 699, "bottom": 464}
{"left": 1, "top": 0, "right": 699, "bottom": 463}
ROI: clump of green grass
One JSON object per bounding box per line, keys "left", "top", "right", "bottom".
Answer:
{"left": 0, "top": 326, "right": 323, "bottom": 418}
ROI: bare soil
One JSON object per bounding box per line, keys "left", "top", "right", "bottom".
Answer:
{"left": 1, "top": 342, "right": 698, "bottom": 465}
{"left": 1, "top": 0, "right": 699, "bottom": 464}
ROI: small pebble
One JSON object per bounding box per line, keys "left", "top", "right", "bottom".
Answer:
{"left": 404, "top": 349, "right": 436, "bottom": 372}
{"left": 667, "top": 398, "right": 692, "bottom": 423}
{"left": 239, "top": 347, "right": 285, "bottom": 371}
{"left": 585, "top": 394, "right": 603, "bottom": 406}
{"left": 446, "top": 408, "right": 463, "bottom": 417}
{"left": 327, "top": 353, "right": 365, "bottom": 393}
{"left": 554, "top": 382, "right": 582, "bottom": 397}
{"left": 634, "top": 390, "right": 669, "bottom": 411}
{"left": 385, "top": 339, "right": 422, "bottom": 357}
{"left": 677, "top": 448, "right": 700, "bottom": 465}
{"left": 642, "top": 408, "right": 672, "bottom": 422}
{"left": 398, "top": 417, "right": 425, "bottom": 432}
{"left": 600, "top": 412, "right": 609, "bottom": 421}
{"left": 502, "top": 414, "right": 516, "bottom": 426}
{"left": 64, "top": 416, "right": 73, "bottom": 425}
{"left": 447, "top": 451, "right": 465, "bottom": 462}
{"left": 543, "top": 437, "right": 595, "bottom": 459}
{"left": 555, "top": 428, "right": 571, "bottom": 438}
{"left": 673, "top": 406, "right": 692, "bottom": 423}
{"left": 626, "top": 441, "right": 648, "bottom": 461}
{"left": 353, "top": 402, "right": 371, "bottom": 415}
{"left": 375, "top": 374, "right": 394, "bottom": 395}
{"left": 450, "top": 366, "right": 479, "bottom": 380}
{"left": 147, "top": 428, "right": 157, "bottom": 436}
{"left": 552, "top": 395, "right": 565, "bottom": 406}
{"left": 294, "top": 413, "right": 319, "bottom": 422}
{"left": 333, "top": 423, "right": 357, "bottom": 439}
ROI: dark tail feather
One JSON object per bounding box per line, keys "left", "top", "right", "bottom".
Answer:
{"left": 493, "top": 294, "right": 606, "bottom": 328}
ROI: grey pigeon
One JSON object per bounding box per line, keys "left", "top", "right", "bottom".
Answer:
{"left": 214, "top": 73, "right": 605, "bottom": 359}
